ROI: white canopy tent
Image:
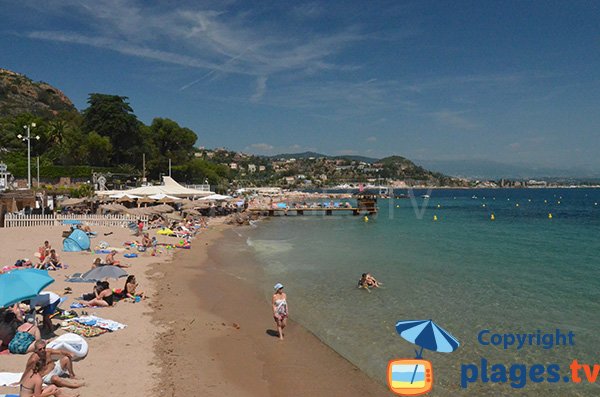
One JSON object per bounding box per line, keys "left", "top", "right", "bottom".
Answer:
{"left": 96, "top": 177, "right": 214, "bottom": 198}
{"left": 148, "top": 193, "right": 180, "bottom": 201}
{"left": 199, "top": 194, "right": 232, "bottom": 201}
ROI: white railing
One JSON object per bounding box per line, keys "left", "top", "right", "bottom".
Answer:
{"left": 3, "top": 213, "right": 148, "bottom": 228}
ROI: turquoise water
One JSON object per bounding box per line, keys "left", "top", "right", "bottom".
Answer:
{"left": 220, "top": 188, "right": 600, "bottom": 396}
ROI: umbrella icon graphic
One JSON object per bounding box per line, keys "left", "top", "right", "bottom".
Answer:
{"left": 388, "top": 319, "right": 459, "bottom": 394}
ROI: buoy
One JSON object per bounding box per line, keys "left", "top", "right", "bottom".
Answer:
{"left": 491, "top": 214, "right": 495, "bottom": 221}
{"left": 437, "top": 204, "right": 441, "bottom": 208}
{"left": 396, "top": 205, "right": 400, "bottom": 208}
{"left": 557, "top": 201, "right": 561, "bottom": 204}
{"left": 548, "top": 213, "right": 553, "bottom": 219}
{"left": 516, "top": 203, "right": 519, "bottom": 207}
{"left": 528, "top": 199, "right": 531, "bottom": 202}
{"left": 544, "top": 200, "right": 547, "bottom": 203}
{"left": 433, "top": 215, "right": 438, "bottom": 221}
{"left": 595, "top": 202, "right": 598, "bottom": 206}
{"left": 482, "top": 204, "right": 486, "bottom": 207}
{"left": 363, "top": 216, "right": 369, "bottom": 222}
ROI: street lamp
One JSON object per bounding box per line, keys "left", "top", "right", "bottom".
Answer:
{"left": 17, "top": 122, "right": 40, "bottom": 189}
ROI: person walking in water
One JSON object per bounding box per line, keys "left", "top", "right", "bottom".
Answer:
{"left": 272, "top": 283, "right": 288, "bottom": 340}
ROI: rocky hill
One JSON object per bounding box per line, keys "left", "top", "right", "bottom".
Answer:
{"left": 0, "top": 68, "right": 76, "bottom": 117}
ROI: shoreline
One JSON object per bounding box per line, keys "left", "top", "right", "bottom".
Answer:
{"left": 151, "top": 223, "right": 389, "bottom": 396}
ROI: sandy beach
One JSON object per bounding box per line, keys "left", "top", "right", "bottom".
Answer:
{"left": 0, "top": 224, "right": 162, "bottom": 396}
{"left": 1, "top": 220, "right": 389, "bottom": 397}
{"left": 151, "top": 224, "right": 389, "bottom": 397}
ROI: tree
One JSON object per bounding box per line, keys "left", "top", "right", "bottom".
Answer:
{"left": 86, "top": 132, "right": 112, "bottom": 166}
{"left": 82, "top": 94, "right": 142, "bottom": 165}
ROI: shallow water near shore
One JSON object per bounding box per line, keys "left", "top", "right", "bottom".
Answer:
{"left": 216, "top": 188, "right": 600, "bottom": 396}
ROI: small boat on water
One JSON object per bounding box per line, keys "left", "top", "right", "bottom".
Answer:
{"left": 421, "top": 194, "right": 430, "bottom": 199}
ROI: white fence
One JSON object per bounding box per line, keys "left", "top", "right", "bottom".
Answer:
{"left": 3, "top": 214, "right": 148, "bottom": 228}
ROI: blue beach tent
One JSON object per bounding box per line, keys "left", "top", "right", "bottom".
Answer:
{"left": 63, "top": 228, "right": 91, "bottom": 252}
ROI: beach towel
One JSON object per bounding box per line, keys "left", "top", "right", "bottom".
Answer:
{"left": 123, "top": 253, "right": 137, "bottom": 258}
{"left": 73, "top": 315, "right": 126, "bottom": 331}
{"left": 62, "top": 322, "right": 108, "bottom": 338}
{"left": 0, "top": 373, "right": 22, "bottom": 387}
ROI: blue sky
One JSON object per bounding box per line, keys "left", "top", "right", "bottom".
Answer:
{"left": 1, "top": 0, "right": 599, "bottom": 171}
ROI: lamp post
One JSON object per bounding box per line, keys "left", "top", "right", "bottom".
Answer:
{"left": 17, "top": 122, "right": 40, "bottom": 189}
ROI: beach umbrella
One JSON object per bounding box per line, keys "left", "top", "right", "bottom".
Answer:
{"left": 81, "top": 266, "right": 128, "bottom": 281}
{"left": 395, "top": 319, "right": 460, "bottom": 358}
{"left": 0, "top": 268, "right": 55, "bottom": 308}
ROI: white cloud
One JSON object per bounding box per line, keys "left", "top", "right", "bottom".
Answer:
{"left": 431, "top": 110, "right": 480, "bottom": 131}
{"left": 24, "top": 1, "right": 363, "bottom": 81}
{"left": 246, "top": 143, "right": 274, "bottom": 152}
{"left": 250, "top": 76, "right": 268, "bottom": 102}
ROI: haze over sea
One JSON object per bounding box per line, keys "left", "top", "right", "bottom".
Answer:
{"left": 217, "top": 188, "right": 600, "bottom": 396}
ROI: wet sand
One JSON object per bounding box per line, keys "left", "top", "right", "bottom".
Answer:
{"left": 151, "top": 224, "right": 390, "bottom": 396}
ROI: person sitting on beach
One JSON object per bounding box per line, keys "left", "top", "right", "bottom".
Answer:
{"left": 24, "top": 340, "right": 84, "bottom": 390}
{"left": 40, "top": 249, "right": 62, "bottom": 271}
{"left": 0, "top": 309, "right": 20, "bottom": 351}
{"left": 122, "top": 275, "right": 144, "bottom": 300}
{"left": 79, "top": 281, "right": 103, "bottom": 301}
{"left": 91, "top": 258, "right": 103, "bottom": 269}
{"left": 38, "top": 241, "right": 52, "bottom": 262}
{"left": 19, "top": 354, "right": 79, "bottom": 397}
{"left": 141, "top": 233, "right": 152, "bottom": 248}
{"left": 82, "top": 281, "right": 114, "bottom": 307}
{"left": 272, "top": 283, "right": 288, "bottom": 340}
{"left": 105, "top": 250, "right": 129, "bottom": 268}
{"left": 29, "top": 291, "right": 61, "bottom": 334}
{"left": 8, "top": 316, "right": 41, "bottom": 355}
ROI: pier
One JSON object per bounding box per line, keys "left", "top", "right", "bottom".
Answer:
{"left": 249, "top": 207, "right": 375, "bottom": 216}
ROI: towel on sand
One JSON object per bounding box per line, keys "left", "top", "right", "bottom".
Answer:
{"left": 0, "top": 372, "right": 22, "bottom": 387}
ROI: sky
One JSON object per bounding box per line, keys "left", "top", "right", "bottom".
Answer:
{"left": 1, "top": 0, "right": 599, "bottom": 173}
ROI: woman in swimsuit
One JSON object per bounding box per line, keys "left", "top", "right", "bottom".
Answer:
{"left": 20, "top": 355, "right": 77, "bottom": 397}
{"left": 271, "top": 283, "right": 288, "bottom": 340}
{"left": 82, "top": 281, "right": 114, "bottom": 307}
{"left": 122, "top": 275, "right": 144, "bottom": 299}
{"left": 8, "top": 320, "right": 41, "bottom": 354}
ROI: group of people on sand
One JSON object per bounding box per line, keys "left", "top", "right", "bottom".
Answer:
{"left": 0, "top": 298, "right": 83, "bottom": 396}
{"left": 78, "top": 275, "right": 144, "bottom": 307}
{"left": 19, "top": 339, "right": 83, "bottom": 397}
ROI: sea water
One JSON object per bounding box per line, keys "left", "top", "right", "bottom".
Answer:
{"left": 217, "top": 188, "right": 600, "bottom": 396}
